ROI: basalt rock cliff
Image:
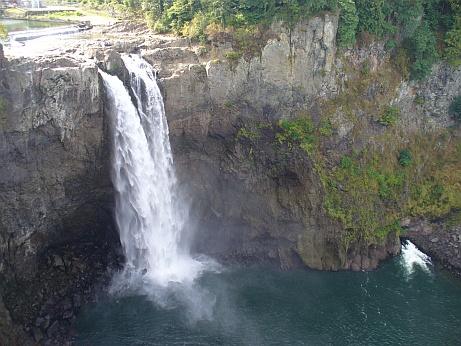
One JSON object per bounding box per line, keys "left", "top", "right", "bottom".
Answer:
{"left": 0, "top": 56, "right": 120, "bottom": 344}
{"left": 0, "top": 13, "right": 460, "bottom": 344}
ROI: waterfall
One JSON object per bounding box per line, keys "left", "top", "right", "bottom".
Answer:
{"left": 400, "top": 240, "right": 432, "bottom": 275}
{"left": 31, "top": 0, "right": 41, "bottom": 8}
{"left": 99, "top": 56, "right": 210, "bottom": 289}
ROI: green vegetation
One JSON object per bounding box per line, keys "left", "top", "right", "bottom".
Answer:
{"left": 319, "top": 118, "right": 333, "bottom": 136}
{"left": 322, "top": 150, "right": 406, "bottom": 246}
{"left": 84, "top": 0, "right": 339, "bottom": 35}
{"left": 224, "top": 50, "right": 242, "bottom": 65}
{"left": 277, "top": 116, "right": 316, "bottom": 154}
{"left": 27, "top": 10, "right": 84, "bottom": 22}
{"left": 450, "top": 95, "right": 461, "bottom": 122}
{"left": 349, "top": 0, "right": 459, "bottom": 79}
{"left": 272, "top": 58, "right": 461, "bottom": 249}
{"left": 398, "top": 149, "right": 412, "bottom": 167}
{"left": 445, "top": 0, "right": 461, "bottom": 66}
{"left": 318, "top": 133, "right": 460, "bottom": 248}
{"left": 237, "top": 126, "right": 260, "bottom": 140}
{"left": 0, "top": 97, "right": 7, "bottom": 128}
{"left": 236, "top": 120, "right": 272, "bottom": 142}
{"left": 79, "top": 0, "right": 461, "bottom": 80}
{"left": 0, "top": 24, "right": 6, "bottom": 39}
{"left": 274, "top": 115, "right": 410, "bottom": 246}
{"left": 406, "top": 22, "right": 439, "bottom": 80}
{"left": 355, "top": 0, "right": 386, "bottom": 37}
{"left": 337, "top": 0, "right": 358, "bottom": 47}
{"left": 378, "top": 106, "right": 399, "bottom": 126}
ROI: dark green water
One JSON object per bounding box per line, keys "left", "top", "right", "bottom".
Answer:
{"left": 0, "top": 18, "right": 64, "bottom": 34}
{"left": 76, "top": 249, "right": 461, "bottom": 345}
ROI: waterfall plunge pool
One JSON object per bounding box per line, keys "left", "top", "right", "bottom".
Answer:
{"left": 75, "top": 241, "right": 461, "bottom": 345}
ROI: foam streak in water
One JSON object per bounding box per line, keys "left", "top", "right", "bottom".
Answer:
{"left": 99, "top": 60, "right": 213, "bottom": 291}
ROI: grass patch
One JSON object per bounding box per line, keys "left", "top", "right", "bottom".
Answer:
{"left": 378, "top": 106, "right": 400, "bottom": 126}
{"left": 237, "top": 127, "right": 260, "bottom": 140}
{"left": 318, "top": 132, "right": 461, "bottom": 248}
{"left": 224, "top": 50, "right": 242, "bottom": 69}
{"left": 277, "top": 116, "right": 316, "bottom": 154}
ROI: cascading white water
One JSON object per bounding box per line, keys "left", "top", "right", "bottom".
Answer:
{"left": 99, "top": 56, "right": 211, "bottom": 289}
{"left": 31, "top": 0, "right": 41, "bottom": 8}
{"left": 400, "top": 240, "right": 432, "bottom": 275}
{"left": 9, "top": 26, "right": 81, "bottom": 43}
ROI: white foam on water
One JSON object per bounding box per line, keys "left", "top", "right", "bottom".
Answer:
{"left": 400, "top": 239, "right": 432, "bottom": 275}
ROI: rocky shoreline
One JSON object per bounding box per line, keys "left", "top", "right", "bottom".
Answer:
{"left": 0, "top": 226, "right": 122, "bottom": 345}
{"left": 404, "top": 219, "right": 461, "bottom": 277}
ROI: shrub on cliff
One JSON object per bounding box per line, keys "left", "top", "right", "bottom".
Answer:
{"left": 450, "top": 96, "right": 461, "bottom": 122}
{"left": 355, "top": 0, "right": 386, "bottom": 37}
{"left": 445, "top": 16, "right": 461, "bottom": 66}
{"left": 337, "top": 0, "right": 358, "bottom": 47}
{"left": 406, "top": 22, "right": 439, "bottom": 80}
{"left": 0, "top": 24, "right": 7, "bottom": 39}
{"left": 277, "top": 116, "right": 316, "bottom": 154}
{"left": 379, "top": 106, "right": 400, "bottom": 126}
{"left": 398, "top": 149, "right": 412, "bottom": 167}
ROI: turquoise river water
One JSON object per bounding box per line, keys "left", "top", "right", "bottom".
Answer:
{"left": 0, "top": 18, "right": 64, "bottom": 34}
{"left": 76, "top": 242, "right": 461, "bottom": 345}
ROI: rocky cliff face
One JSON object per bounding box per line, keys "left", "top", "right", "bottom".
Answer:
{"left": 0, "top": 56, "right": 120, "bottom": 343}
{"left": 149, "top": 15, "right": 338, "bottom": 135}
{"left": 1, "top": 12, "right": 460, "bottom": 344}
{"left": 139, "top": 14, "right": 399, "bottom": 270}
{"left": 0, "top": 56, "right": 114, "bottom": 278}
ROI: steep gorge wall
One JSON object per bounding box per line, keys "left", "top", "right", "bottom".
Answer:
{"left": 136, "top": 14, "right": 460, "bottom": 271}
{"left": 1, "top": 12, "right": 460, "bottom": 343}
{"left": 0, "top": 57, "right": 114, "bottom": 279}
{"left": 0, "top": 57, "right": 120, "bottom": 343}
{"left": 141, "top": 15, "right": 400, "bottom": 270}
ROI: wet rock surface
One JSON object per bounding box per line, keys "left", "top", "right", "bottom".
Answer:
{"left": 404, "top": 219, "right": 461, "bottom": 277}
{"left": 0, "top": 43, "right": 4, "bottom": 68}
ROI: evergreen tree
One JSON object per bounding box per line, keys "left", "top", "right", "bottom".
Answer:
{"left": 356, "top": 0, "right": 386, "bottom": 37}
{"left": 407, "top": 21, "right": 439, "bottom": 79}
{"left": 445, "top": 0, "right": 461, "bottom": 66}
{"left": 337, "top": 0, "right": 358, "bottom": 47}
